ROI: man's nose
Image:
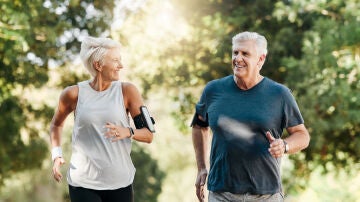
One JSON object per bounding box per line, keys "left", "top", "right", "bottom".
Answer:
{"left": 234, "top": 54, "right": 243, "bottom": 61}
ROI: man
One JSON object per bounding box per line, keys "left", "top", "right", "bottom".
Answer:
{"left": 191, "top": 31, "right": 310, "bottom": 202}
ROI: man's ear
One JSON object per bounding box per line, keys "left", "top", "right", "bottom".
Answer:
{"left": 257, "top": 54, "right": 266, "bottom": 68}
{"left": 259, "top": 54, "right": 266, "bottom": 62}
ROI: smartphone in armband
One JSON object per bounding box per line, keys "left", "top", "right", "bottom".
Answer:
{"left": 140, "top": 106, "right": 155, "bottom": 133}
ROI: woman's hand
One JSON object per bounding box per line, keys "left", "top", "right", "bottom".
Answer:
{"left": 52, "top": 157, "right": 66, "bottom": 182}
{"left": 104, "top": 122, "right": 130, "bottom": 141}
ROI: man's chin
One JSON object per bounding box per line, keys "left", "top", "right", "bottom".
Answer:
{"left": 233, "top": 68, "right": 245, "bottom": 75}
{"left": 234, "top": 71, "right": 248, "bottom": 79}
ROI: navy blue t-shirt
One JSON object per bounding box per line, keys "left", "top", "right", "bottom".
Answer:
{"left": 195, "top": 75, "right": 304, "bottom": 194}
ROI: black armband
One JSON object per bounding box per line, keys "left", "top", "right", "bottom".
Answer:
{"left": 133, "top": 106, "right": 156, "bottom": 132}
{"left": 190, "top": 113, "right": 209, "bottom": 127}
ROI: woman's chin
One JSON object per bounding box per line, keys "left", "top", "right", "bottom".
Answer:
{"left": 112, "top": 75, "right": 120, "bottom": 81}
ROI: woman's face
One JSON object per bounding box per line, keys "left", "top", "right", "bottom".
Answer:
{"left": 232, "top": 40, "right": 264, "bottom": 81}
{"left": 98, "top": 47, "right": 123, "bottom": 81}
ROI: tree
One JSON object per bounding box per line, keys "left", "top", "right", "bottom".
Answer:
{"left": 275, "top": 0, "right": 360, "bottom": 185}
{"left": 1, "top": 1, "right": 164, "bottom": 200}
{"left": 0, "top": 0, "right": 116, "bottom": 185}
{"left": 134, "top": 0, "right": 360, "bottom": 192}
{"left": 132, "top": 143, "right": 165, "bottom": 202}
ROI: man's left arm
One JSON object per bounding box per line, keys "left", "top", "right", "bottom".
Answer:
{"left": 267, "top": 124, "right": 310, "bottom": 158}
{"left": 284, "top": 124, "right": 310, "bottom": 154}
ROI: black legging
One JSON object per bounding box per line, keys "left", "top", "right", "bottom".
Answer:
{"left": 68, "top": 184, "right": 133, "bottom": 202}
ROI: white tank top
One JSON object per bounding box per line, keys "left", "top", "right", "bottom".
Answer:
{"left": 67, "top": 80, "right": 135, "bottom": 190}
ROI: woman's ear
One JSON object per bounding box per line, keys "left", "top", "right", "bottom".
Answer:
{"left": 94, "top": 61, "right": 102, "bottom": 72}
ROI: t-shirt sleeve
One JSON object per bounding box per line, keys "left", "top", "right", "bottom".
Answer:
{"left": 195, "top": 87, "right": 208, "bottom": 122}
{"left": 283, "top": 88, "right": 304, "bottom": 128}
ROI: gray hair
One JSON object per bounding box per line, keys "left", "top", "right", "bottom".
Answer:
{"left": 80, "top": 36, "right": 121, "bottom": 77}
{"left": 232, "top": 31, "right": 268, "bottom": 56}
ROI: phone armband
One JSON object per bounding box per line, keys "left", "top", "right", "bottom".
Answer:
{"left": 133, "top": 106, "right": 155, "bottom": 133}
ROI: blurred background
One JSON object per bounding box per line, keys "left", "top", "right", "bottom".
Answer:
{"left": 0, "top": 0, "right": 360, "bottom": 201}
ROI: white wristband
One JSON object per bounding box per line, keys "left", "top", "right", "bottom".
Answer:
{"left": 51, "top": 147, "right": 63, "bottom": 161}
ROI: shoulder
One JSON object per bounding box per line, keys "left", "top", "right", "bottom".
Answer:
{"left": 121, "top": 82, "right": 143, "bottom": 104}
{"left": 121, "top": 82, "right": 144, "bottom": 111}
{"left": 263, "top": 78, "right": 296, "bottom": 103}
{"left": 60, "top": 85, "right": 78, "bottom": 101}
{"left": 58, "top": 85, "right": 78, "bottom": 110}
{"left": 264, "top": 77, "right": 291, "bottom": 94}
{"left": 121, "top": 82, "right": 140, "bottom": 95}
{"left": 204, "top": 75, "right": 233, "bottom": 92}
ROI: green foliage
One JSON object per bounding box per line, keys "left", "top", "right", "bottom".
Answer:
{"left": 139, "top": 0, "right": 312, "bottom": 133}
{"left": 0, "top": 0, "right": 116, "bottom": 185}
{"left": 0, "top": 94, "right": 48, "bottom": 183}
{"left": 1, "top": 3, "right": 165, "bottom": 201}
{"left": 281, "top": 1, "right": 360, "bottom": 178}
{"left": 132, "top": 143, "right": 165, "bottom": 202}
{"left": 131, "top": 0, "right": 360, "bottom": 193}
{"left": 2, "top": 0, "right": 360, "bottom": 199}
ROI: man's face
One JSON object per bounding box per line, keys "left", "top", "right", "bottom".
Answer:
{"left": 232, "top": 40, "right": 264, "bottom": 80}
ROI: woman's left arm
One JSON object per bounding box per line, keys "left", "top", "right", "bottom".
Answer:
{"left": 122, "top": 82, "right": 154, "bottom": 143}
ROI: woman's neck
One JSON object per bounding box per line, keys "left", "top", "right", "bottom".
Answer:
{"left": 90, "top": 75, "right": 112, "bottom": 91}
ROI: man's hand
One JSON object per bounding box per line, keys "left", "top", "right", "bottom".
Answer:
{"left": 195, "top": 168, "right": 208, "bottom": 202}
{"left": 266, "top": 131, "right": 285, "bottom": 158}
{"left": 52, "top": 157, "right": 66, "bottom": 182}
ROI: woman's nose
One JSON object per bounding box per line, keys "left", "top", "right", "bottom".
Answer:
{"left": 117, "top": 62, "right": 123, "bottom": 69}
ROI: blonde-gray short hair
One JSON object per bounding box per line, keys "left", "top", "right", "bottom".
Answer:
{"left": 232, "top": 31, "right": 268, "bottom": 56}
{"left": 80, "top": 36, "right": 121, "bottom": 77}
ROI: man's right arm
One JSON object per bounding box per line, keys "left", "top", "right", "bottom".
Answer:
{"left": 192, "top": 119, "right": 209, "bottom": 202}
{"left": 192, "top": 124, "right": 209, "bottom": 171}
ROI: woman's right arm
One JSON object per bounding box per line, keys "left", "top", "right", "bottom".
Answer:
{"left": 50, "top": 85, "right": 78, "bottom": 182}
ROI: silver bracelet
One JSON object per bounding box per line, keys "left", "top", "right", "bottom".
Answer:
{"left": 128, "top": 127, "right": 134, "bottom": 138}
{"left": 51, "top": 146, "right": 63, "bottom": 161}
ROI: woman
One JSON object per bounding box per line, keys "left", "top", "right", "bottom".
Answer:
{"left": 50, "top": 36, "right": 154, "bottom": 202}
